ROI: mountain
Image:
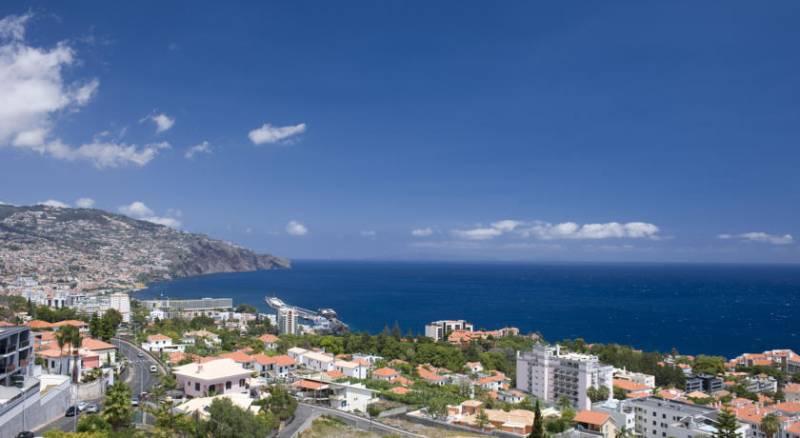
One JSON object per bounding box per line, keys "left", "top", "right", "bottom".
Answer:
{"left": 0, "top": 204, "right": 289, "bottom": 289}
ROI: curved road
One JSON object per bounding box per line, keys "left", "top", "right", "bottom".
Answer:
{"left": 33, "top": 338, "right": 162, "bottom": 434}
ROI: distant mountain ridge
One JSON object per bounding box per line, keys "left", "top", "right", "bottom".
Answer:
{"left": 0, "top": 204, "right": 289, "bottom": 287}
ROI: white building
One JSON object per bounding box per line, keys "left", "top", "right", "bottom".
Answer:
{"left": 626, "top": 397, "right": 749, "bottom": 438}
{"left": 614, "top": 368, "right": 656, "bottom": 388}
{"left": 333, "top": 360, "right": 368, "bottom": 379}
{"left": 173, "top": 358, "right": 253, "bottom": 398}
{"left": 516, "top": 344, "right": 613, "bottom": 410}
{"left": 109, "top": 293, "right": 131, "bottom": 323}
{"left": 424, "top": 320, "right": 473, "bottom": 342}
{"left": 278, "top": 307, "right": 298, "bottom": 335}
{"left": 141, "top": 334, "right": 184, "bottom": 354}
{"left": 298, "top": 350, "right": 335, "bottom": 372}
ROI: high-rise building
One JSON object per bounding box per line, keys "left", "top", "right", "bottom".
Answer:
{"left": 516, "top": 344, "right": 614, "bottom": 410}
{"left": 424, "top": 320, "right": 474, "bottom": 341}
{"left": 278, "top": 307, "right": 298, "bottom": 335}
{"left": 109, "top": 293, "right": 131, "bottom": 323}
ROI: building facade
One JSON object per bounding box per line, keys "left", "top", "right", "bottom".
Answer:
{"left": 516, "top": 344, "right": 613, "bottom": 410}
{"left": 424, "top": 320, "right": 473, "bottom": 342}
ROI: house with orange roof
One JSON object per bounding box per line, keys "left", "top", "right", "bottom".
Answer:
{"left": 417, "top": 365, "right": 446, "bottom": 386}
{"left": 81, "top": 337, "right": 117, "bottom": 366}
{"left": 574, "top": 410, "right": 617, "bottom": 438}
{"left": 325, "top": 370, "right": 345, "bottom": 380}
{"left": 474, "top": 371, "right": 510, "bottom": 391}
{"left": 449, "top": 400, "right": 535, "bottom": 435}
{"left": 219, "top": 350, "right": 256, "bottom": 369}
{"left": 26, "top": 320, "right": 54, "bottom": 330}
{"left": 252, "top": 353, "right": 296, "bottom": 378}
{"left": 52, "top": 320, "right": 89, "bottom": 333}
{"left": 258, "top": 333, "right": 279, "bottom": 350}
{"left": 465, "top": 361, "right": 483, "bottom": 373}
{"left": 613, "top": 378, "right": 652, "bottom": 396}
{"left": 390, "top": 386, "right": 410, "bottom": 395}
{"left": 372, "top": 367, "right": 400, "bottom": 381}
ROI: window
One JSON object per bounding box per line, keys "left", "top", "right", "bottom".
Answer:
{"left": 239, "top": 379, "right": 245, "bottom": 386}
{"left": 226, "top": 381, "right": 232, "bottom": 390}
{"left": 195, "top": 382, "right": 200, "bottom": 392}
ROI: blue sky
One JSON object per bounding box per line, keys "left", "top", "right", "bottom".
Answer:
{"left": 1, "top": 2, "right": 798, "bottom": 262}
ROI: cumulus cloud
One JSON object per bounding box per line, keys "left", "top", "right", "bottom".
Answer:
{"left": 118, "top": 201, "right": 181, "bottom": 228}
{"left": 411, "top": 227, "right": 434, "bottom": 237}
{"left": 184, "top": 141, "right": 212, "bottom": 159}
{"left": 38, "top": 199, "right": 69, "bottom": 208}
{"left": 521, "top": 221, "right": 660, "bottom": 240}
{"left": 451, "top": 220, "right": 661, "bottom": 241}
{"left": 248, "top": 122, "right": 306, "bottom": 145}
{"left": 0, "top": 13, "right": 168, "bottom": 168}
{"left": 286, "top": 220, "right": 308, "bottom": 236}
{"left": 75, "top": 197, "right": 95, "bottom": 208}
{"left": 142, "top": 113, "right": 175, "bottom": 134}
{"left": 718, "top": 232, "right": 793, "bottom": 245}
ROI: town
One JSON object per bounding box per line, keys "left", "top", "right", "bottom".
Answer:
{"left": 0, "top": 285, "right": 798, "bottom": 438}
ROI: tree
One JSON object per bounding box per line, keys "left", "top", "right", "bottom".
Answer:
{"left": 201, "top": 398, "right": 276, "bottom": 438}
{"left": 427, "top": 396, "right": 449, "bottom": 419}
{"left": 694, "top": 355, "right": 726, "bottom": 376}
{"left": 476, "top": 407, "right": 490, "bottom": 431}
{"left": 530, "top": 399, "right": 545, "bottom": 438}
{"left": 713, "top": 408, "right": 741, "bottom": 438}
{"left": 55, "top": 330, "right": 68, "bottom": 375}
{"left": 761, "top": 414, "right": 780, "bottom": 438}
{"left": 557, "top": 395, "right": 572, "bottom": 412}
{"left": 264, "top": 385, "right": 298, "bottom": 421}
{"left": 103, "top": 379, "right": 133, "bottom": 430}
{"left": 588, "top": 385, "right": 610, "bottom": 403}
{"left": 236, "top": 303, "right": 258, "bottom": 314}
{"left": 77, "top": 414, "right": 110, "bottom": 433}
{"left": 65, "top": 325, "right": 83, "bottom": 384}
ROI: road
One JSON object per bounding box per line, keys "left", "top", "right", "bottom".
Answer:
{"left": 277, "top": 403, "right": 425, "bottom": 438}
{"left": 33, "top": 338, "right": 162, "bottom": 435}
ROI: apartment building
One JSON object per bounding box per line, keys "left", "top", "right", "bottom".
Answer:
{"left": 424, "top": 319, "right": 473, "bottom": 342}
{"left": 516, "top": 344, "right": 614, "bottom": 410}
{"left": 685, "top": 374, "right": 724, "bottom": 393}
{"left": 614, "top": 367, "right": 656, "bottom": 388}
{"left": 140, "top": 298, "right": 233, "bottom": 319}
{"left": 278, "top": 307, "right": 298, "bottom": 335}
{"left": 626, "top": 396, "right": 749, "bottom": 438}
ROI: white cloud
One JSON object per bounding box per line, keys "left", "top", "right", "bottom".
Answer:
{"left": 248, "top": 122, "right": 306, "bottom": 145}
{"left": 361, "top": 230, "right": 376, "bottom": 237}
{"left": 75, "top": 197, "right": 95, "bottom": 208}
{"left": 411, "top": 227, "right": 434, "bottom": 237}
{"left": 452, "top": 220, "right": 661, "bottom": 241}
{"left": 184, "top": 140, "right": 212, "bottom": 159}
{"left": 118, "top": 201, "right": 181, "bottom": 228}
{"left": 520, "top": 221, "right": 660, "bottom": 240}
{"left": 143, "top": 113, "right": 175, "bottom": 134}
{"left": 452, "top": 227, "right": 503, "bottom": 241}
{"left": 286, "top": 220, "right": 308, "bottom": 236}
{"left": 718, "top": 232, "right": 793, "bottom": 245}
{"left": 38, "top": 199, "right": 69, "bottom": 208}
{"left": 0, "top": 14, "right": 167, "bottom": 168}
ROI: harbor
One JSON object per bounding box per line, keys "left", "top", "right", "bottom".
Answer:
{"left": 265, "top": 295, "right": 349, "bottom": 335}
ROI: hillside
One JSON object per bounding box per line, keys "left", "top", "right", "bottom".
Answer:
{"left": 0, "top": 204, "right": 290, "bottom": 290}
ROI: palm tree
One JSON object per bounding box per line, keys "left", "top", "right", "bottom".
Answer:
{"left": 55, "top": 330, "right": 68, "bottom": 375}
{"left": 60, "top": 325, "right": 83, "bottom": 384}
{"left": 761, "top": 414, "right": 780, "bottom": 438}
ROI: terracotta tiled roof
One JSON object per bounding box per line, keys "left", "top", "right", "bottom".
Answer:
{"left": 147, "top": 334, "right": 171, "bottom": 342}
{"left": 258, "top": 334, "right": 279, "bottom": 343}
{"left": 614, "top": 379, "right": 651, "bottom": 391}
{"left": 574, "top": 410, "right": 611, "bottom": 426}
{"left": 52, "top": 320, "right": 87, "bottom": 328}
{"left": 272, "top": 355, "right": 296, "bottom": 366}
{"left": 325, "top": 370, "right": 345, "bottom": 379}
{"left": 294, "top": 379, "right": 328, "bottom": 391}
{"left": 81, "top": 338, "right": 116, "bottom": 351}
{"left": 775, "top": 402, "right": 800, "bottom": 414}
{"left": 390, "top": 386, "right": 410, "bottom": 395}
{"left": 373, "top": 367, "right": 399, "bottom": 378}
{"left": 219, "top": 351, "right": 254, "bottom": 364}
{"left": 27, "top": 320, "right": 53, "bottom": 329}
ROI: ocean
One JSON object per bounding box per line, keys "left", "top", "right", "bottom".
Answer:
{"left": 135, "top": 261, "right": 800, "bottom": 358}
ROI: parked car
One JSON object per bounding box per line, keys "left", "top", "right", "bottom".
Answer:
{"left": 150, "top": 365, "right": 157, "bottom": 373}
{"left": 137, "top": 352, "right": 144, "bottom": 358}
{"left": 131, "top": 397, "right": 139, "bottom": 407}
{"left": 65, "top": 406, "right": 79, "bottom": 417}
{"left": 16, "top": 432, "right": 34, "bottom": 438}
{"left": 83, "top": 403, "right": 100, "bottom": 414}
{"left": 77, "top": 401, "right": 88, "bottom": 411}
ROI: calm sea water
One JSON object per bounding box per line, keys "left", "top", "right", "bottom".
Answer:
{"left": 136, "top": 261, "right": 800, "bottom": 358}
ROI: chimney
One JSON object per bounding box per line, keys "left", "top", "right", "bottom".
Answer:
{"left": 197, "top": 364, "right": 203, "bottom": 374}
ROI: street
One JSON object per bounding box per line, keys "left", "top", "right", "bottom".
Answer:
{"left": 32, "top": 338, "right": 162, "bottom": 435}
